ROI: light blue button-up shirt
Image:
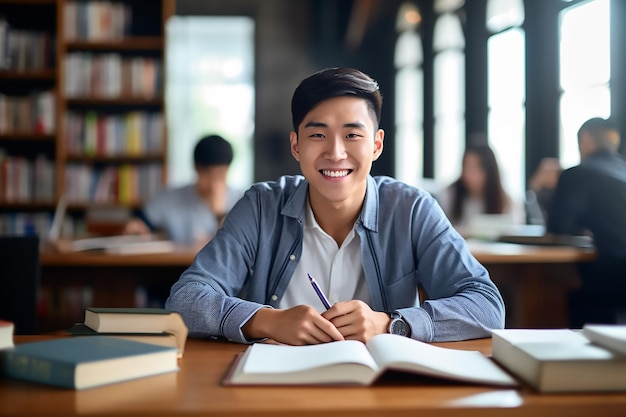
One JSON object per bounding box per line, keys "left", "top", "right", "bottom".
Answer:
{"left": 166, "top": 175, "right": 505, "bottom": 343}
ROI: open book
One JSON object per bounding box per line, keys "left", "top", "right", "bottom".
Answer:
{"left": 223, "top": 333, "right": 517, "bottom": 386}
{"left": 51, "top": 234, "right": 175, "bottom": 254}
{"left": 47, "top": 195, "right": 174, "bottom": 255}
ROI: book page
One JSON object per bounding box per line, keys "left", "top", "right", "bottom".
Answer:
{"left": 366, "top": 334, "right": 517, "bottom": 386}
{"left": 241, "top": 340, "right": 379, "bottom": 374}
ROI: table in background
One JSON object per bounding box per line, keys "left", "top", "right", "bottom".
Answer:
{"left": 38, "top": 241, "right": 596, "bottom": 332}
{"left": 1, "top": 336, "right": 625, "bottom": 417}
{"left": 468, "top": 240, "right": 596, "bottom": 329}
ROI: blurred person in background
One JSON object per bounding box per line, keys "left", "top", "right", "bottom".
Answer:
{"left": 438, "top": 143, "right": 518, "bottom": 237}
{"left": 547, "top": 117, "right": 626, "bottom": 326}
{"left": 124, "top": 134, "right": 243, "bottom": 249}
{"left": 525, "top": 157, "right": 562, "bottom": 225}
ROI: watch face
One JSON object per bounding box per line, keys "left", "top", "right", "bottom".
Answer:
{"left": 390, "top": 318, "right": 409, "bottom": 336}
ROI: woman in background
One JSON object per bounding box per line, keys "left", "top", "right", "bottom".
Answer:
{"left": 438, "top": 144, "right": 515, "bottom": 237}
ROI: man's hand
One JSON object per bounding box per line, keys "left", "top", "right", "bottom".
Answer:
{"left": 322, "top": 300, "right": 391, "bottom": 343}
{"left": 123, "top": 218, "right": 151, "bottom": 235}
{"left": 242, "top": 305, "right": 345, "bottom": 345}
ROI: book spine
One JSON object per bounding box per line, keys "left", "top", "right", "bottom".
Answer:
{"left": 2, "top": 351, "right": 76, "bottom": 389}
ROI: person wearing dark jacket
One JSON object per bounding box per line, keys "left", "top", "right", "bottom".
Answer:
{"left": 547, "top": 117, "right": 626, "bottom": 326}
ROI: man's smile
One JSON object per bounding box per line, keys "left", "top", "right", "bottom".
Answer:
{"left": 320, "top": 169, "right": 353, "bottom": 178}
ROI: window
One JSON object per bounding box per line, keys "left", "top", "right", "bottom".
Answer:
{"left": 394, "top": 2, "right": 424, "bottom": 187}
{"left": 559, "top": 0, "right": 611, "bottom": 168}
{"left": 432, "top": 3, "right": 465, "bottom": 188}
{"left": 486, "top": 0, "right": 525, "bottom": 202}
{"left": 166, "top": 16, "right": 254, "bottom": 191}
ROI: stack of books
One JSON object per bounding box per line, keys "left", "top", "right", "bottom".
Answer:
{"left": 1, "top": 310, "right": 186, "bottom": 390}
{"left": 2, "top": 336, "right": 179, "bottom": 390}
{"left": 69, "top": 308, "right": 188, "bottom": 359}
{"left": 491, "top": 325, "right": 626, "bottom": 392}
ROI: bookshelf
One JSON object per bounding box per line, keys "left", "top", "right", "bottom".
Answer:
{"left": 0, "top": 0, "right": 175, "bottom": 237}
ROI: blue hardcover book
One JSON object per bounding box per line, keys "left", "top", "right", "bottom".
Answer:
{"left": 1, "top": 336, "right": 178, "bottom": 390}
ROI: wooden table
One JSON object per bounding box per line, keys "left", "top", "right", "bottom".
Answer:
{"left": 1, "top": 336, "right": 625, "bottom": 417}
{"left": 467, "top": 240, "right": 596, "bottom": 329}
{"left": 39, "top": 240, "right": 596, "bottom": 267}
{"left": 38, "top": 241, "right": 597, "bottom": 331}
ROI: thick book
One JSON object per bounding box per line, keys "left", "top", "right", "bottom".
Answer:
{"left": 1, "top": 336, "right": 179, "bottom": 390}
{"left": 83, "top": 308, "right": 188, "bottom": 358}
{"left": 223, "top": 333, "right": 517, "bottom": 387}
{"left": 491, "top": 329, "right": 626, "bottom": 392}
{"left": 0, "top": 320, "right": 14, "bottom": 350}
{"left": 582, "top": 324, "right": 626, "bottom": 355}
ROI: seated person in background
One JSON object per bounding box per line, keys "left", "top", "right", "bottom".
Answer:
{"left": 438, "top": 143, "right": 518, "bottom": 237}
{"left": 165, "top": 67, "right": 505, "bottom": 346}
{"left": 547, "top": 117, "right": 626, "bottom": 327}
{"left": 525, "top": 157, "right": 562, "bottom": 225}
{"left": 124, "top": 134, "right": 243, "bottom": 248}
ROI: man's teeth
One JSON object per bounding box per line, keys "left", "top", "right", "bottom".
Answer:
{"left": 322, "top": 170, "right": 350, "bottom": 178}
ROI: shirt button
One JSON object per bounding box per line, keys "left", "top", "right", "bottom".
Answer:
{"left": 289, "top": 254, "right": 296, "bottom": 261}
{"left": 271, "top": 294, "right": 278, "bottom": 301}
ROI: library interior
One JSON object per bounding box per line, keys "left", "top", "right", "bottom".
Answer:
{"left": 0, "top": 0, "right": 625, "bottom": 354}
{"left": 2, "top": 1, "right": 626, "bottom": 416}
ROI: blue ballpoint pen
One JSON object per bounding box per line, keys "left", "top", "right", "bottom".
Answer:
{"left": 307, "top": 273, "right": 332, "bottom": 310}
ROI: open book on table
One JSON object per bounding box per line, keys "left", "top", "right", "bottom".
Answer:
{"left": 223, "top": 333, "right": 518, "bottom": 387}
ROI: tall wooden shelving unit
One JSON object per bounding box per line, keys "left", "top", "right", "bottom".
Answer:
{"left": 0, "top": 0, "right": 175, "bottom": 237}
{"left": 0, "top": 0, "right": 58, "bottom": 236}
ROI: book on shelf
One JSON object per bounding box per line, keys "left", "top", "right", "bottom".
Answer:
{"left": 491, "top": 328, "right": 626, "bottom": 393}
{"left": 0, "top": 320, "right": 14, "bottom": 350}
{"left": 81, "top": 308, "right": 188, "bottom": 358}
{"left": 582, "top": 324, "right": 626, "bottom": 355}
{"left": 223, "top": 333, "right": 518, "bottom": 387}
{"left": 1, "top": 336, "right": 179, "bottom": 390}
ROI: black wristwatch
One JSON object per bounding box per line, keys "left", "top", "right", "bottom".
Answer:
{"left": 388, "top": 312, "right": 410, "bottom": 337}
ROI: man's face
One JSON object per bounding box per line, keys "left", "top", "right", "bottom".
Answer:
{"left": 195, "top": 164, "right": 229, "bottom": 199}
{"left": 289, "top": 96, "right": 384, "bottom": 210}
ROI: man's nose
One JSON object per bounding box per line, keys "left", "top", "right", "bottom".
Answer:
{"left": 324, "top": 136, "right": 347, "bottom": 160}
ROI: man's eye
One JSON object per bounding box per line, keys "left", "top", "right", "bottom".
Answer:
{"left": 346, "top": 133, "right": 362, "bottom": 139}
{"left": 310, "top": 133, "right": 325, "bottom": 138}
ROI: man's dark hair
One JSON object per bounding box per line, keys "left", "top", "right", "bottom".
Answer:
{"left": 193, "top": 135, "right": 234, "bottom": 167}
{"left": 451, "top": 144, "right": 507, "bottom": 223}
{"left": 291, "top": 67, "right": 383, "bottom": 132}
{"left": 578, "top": 117, "right": 620, "bottom": 152}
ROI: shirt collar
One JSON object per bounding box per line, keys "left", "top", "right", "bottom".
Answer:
{"left": 281, "top": 175, "right": 379, "bottom": 233}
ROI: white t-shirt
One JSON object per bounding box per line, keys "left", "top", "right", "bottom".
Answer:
{"left": 279, "top": 200, "right": 370, "bottom": 312}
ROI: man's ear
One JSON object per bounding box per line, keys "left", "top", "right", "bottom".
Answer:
{"left": 372, "top": 129, "right": 385, "bottom": 161}
{"left": 289, "top": 131, "right": 300, "bottom": 161}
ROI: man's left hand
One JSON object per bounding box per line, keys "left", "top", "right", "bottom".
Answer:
{"left": 322, "top": 300, "right": 391, "bottom": 343}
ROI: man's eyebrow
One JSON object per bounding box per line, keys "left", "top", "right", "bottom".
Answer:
{"left": 304, "top": 121, "right": 327, "bottom": 128}
{"left": 303, "top": 121, "right": 367, "bottom": 128}
{"left": 344, "top": 122, "right": 366, "bottom": 128}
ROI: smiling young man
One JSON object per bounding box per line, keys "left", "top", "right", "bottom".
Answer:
{"left": 166, "top": 67, "right": 505, "bottom": 345}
